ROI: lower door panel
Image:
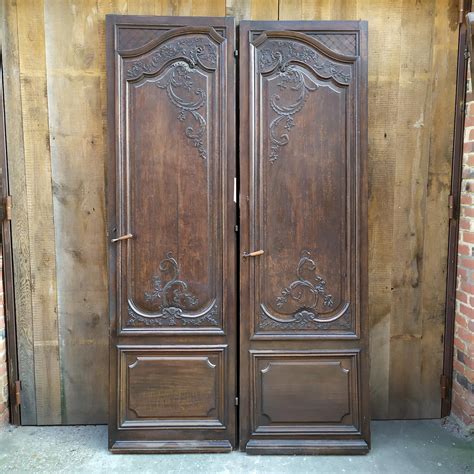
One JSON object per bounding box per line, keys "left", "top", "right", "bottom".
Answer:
{"left": 246, "top": 350, "right": 366, "bottom": 454}
{"left": 112, "top": 345, "right": 233, "bottom": 453}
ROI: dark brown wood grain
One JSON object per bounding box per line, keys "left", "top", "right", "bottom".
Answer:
{"left": 107, "top": 15, "right": 237, "bottom": 453}
{"left": 239, "top": 21, "right": 370, "bottom": 454}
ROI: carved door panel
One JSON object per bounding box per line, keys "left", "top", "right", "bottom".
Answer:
{"left": 107, "top": 16, "right": 236, "bottom": 453}
{"left": 239, "top": 21, "right": 370, "bottom": 454}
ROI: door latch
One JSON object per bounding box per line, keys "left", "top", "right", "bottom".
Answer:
{"left": 243, "top": 249, "right": 264, "bottom": 258}
{"left": 111, "top": 233, "right": 134, "bottom": 243}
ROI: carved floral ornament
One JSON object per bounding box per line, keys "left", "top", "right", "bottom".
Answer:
{"left": 127, "top": 252, "right": 219, "bottom": 328}
{"left": 127, "top": 37, "right": 218, "bottom": 160}
{"left": 155, "top": 62, "right": 208, "bottom": 159}
{"left": 126, "top": 37, "right": 217, "bottom": 80}
{"left": 258, "top": 40, "right": 352, "bottom": 163}
{"left": 258, "top": 250, "right": 351, "bottom": 331}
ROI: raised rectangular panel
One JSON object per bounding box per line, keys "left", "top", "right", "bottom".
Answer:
{"left": 118, "top": 346, "right": 226, "bottom": 429}
{"left": 251, "top": 351, "right": 360, "bottom": 435}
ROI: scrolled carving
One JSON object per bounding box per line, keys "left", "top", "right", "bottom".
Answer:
{"left": 268, "top": 67, "right": 318, "bottom": 163}
{"left": 126, "top": 37, "right": 217, "bottom": 80}
{"left": 275, "top": 250, "right": 335, "bottom": 313}
{"left": 259, "top": 40, "right": 352, "bottom": 162}
{"left": 258, "top": 40, "right": 352, "bottom": 84}
{"left": 127, "top": 252, "right": 219, "bottom": 328}
{"left": 155, "top": 62, "right": 208, "bottom": 159}
{"left": 258, "top": 250, "right": 350, "bottom": 331}
{"left": 259, "top": 307, "right": 351, "bottom": 331}
{"left": 144, "top": 251, "right": 199, "bottom": 309}
{"left": 127, "top": 36, "right": 217, "bottom": 159}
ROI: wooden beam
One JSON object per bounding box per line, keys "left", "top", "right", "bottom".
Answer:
{"left": 44, "top": 0, "right": 112, "bottom": 424}
{"left": 16, "top": 0, "right": 61, "bottom": 424}
{"left": 1, "top": 0, "right": 37, "bottom": 425}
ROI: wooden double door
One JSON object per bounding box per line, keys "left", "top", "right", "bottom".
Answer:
{"left": 107, "top": 15, "right": 369, "bottom": 454}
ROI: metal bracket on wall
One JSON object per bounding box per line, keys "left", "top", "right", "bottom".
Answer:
{"left": 448, "top": 194, "right": 455, "bottom": 220}
{"left": 14, "top": 380, "right": 21, "bottom": 406}
{"left": 440, "top": 374, "right": 449, "bottom": 401}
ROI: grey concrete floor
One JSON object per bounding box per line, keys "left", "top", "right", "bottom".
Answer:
{"left": 0, "top": 420, "right": 472, "bottom": 473}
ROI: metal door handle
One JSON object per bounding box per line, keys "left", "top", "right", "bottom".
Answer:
{"left": 111, "top": 233, "right": 134, "bottom": 243}
{"left": 243, "top": 249, "right": 264, "bottom": 258}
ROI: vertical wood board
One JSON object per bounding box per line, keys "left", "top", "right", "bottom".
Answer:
{"left": 44, "top": 0, "right": 109, "bottom": 424}
{"left": 16, "top": 0, "right": 61, "bottom": 425}
{"left": 1, "top": 0, "right": 37, "bottom": 425}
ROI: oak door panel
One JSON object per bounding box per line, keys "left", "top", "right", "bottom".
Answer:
{"left": 251, "top": 351, "right": 360, "bottom": 432}
{"left": 239, "top": 21, "right": 370, "bottom": 455}
{"left": 107, "top": 15, "right": 236, "bottom": 453}
{"left": 118, "top": 346, "right": 226, "bottom": 429}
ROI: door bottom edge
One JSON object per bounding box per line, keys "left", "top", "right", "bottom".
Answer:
{"left": 110, "top": 440, "right": 233, "bottom": 454}
{"left": 245, "top": 438, "right": 370, "bottom": 455}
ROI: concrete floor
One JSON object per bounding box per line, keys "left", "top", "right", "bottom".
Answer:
{"left": 0, "top": 420, "right": 472, "bottom": 473}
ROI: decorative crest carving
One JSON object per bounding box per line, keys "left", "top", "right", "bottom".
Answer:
{"left": 126, "top": 37, "right": 217, "bottom": 80}
{"left": 127, "top": 252, "right": 219, "bottom": 327}
{"left": 258, "top": 40, "right": 351, "bottom": 83}
{"left": 258, "top": 250, "right": 350, "bottom": 331}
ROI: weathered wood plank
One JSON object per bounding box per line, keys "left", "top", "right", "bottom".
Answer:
{"left": 250, "top": 0, "right": 278, "bottom": 20}
{"left": 191, "top": 0, "right": 225, "bottom": 16}
{"left": 419, "top": 0, "right": 459, "bottom": 418}
{"left": 388, "top": 0, "right": 436, "bottom": 419}
{"left": 1, "top": 0, "right": 36, "bottom": 425}
{"left": 357, "top": 0, "right": 403, "bottom": 419}
{"left": 16, "top": 0, "right": 61, "bottom": 425}
{"left": 225, "top": 0, "right": 250, "bottom": 20}
{"left": 279, "top": 0, "right": 302, "bottom": 19}
{"left": 44, "top": 0, "right": 115, "bottom": 424}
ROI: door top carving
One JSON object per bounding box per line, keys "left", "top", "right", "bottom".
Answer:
{"left": 254, "top": 31, "right": 355, "bottom": 86}
{"left": 126, "top": 35, "right": 219, "bottom": 81}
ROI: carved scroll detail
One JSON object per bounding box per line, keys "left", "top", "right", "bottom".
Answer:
{"left": 268, "top": 68, "right": 318, "bottom": 163}
{"left": 258, "top": 250, "right": 350, "bottom": 331}
{"left": 275, "top": 250, "right": 335, "bottom": 312}
{"left": 127, "top": 252, "right": 219, "bottom": 328}
{"left": 258, "top": 40, "right": 351, "bottom": 162}
{"left": 258, "top": 40, "right": 351, "bottom": 83}
{"left": 126, "top": 37, "right": 217, "bottom": 80}
{"left": 258, "top": 307, "right": 351, "bottom": 331}
{"left": 127, "top": 37, "right": 217, "bottom": 159}
{"left": 155, "top": 62, "right": 207, "bottom": 159}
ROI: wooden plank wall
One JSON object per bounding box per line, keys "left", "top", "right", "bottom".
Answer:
{"left": 1, "top": 0, "right": 459, "bottom": 423}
